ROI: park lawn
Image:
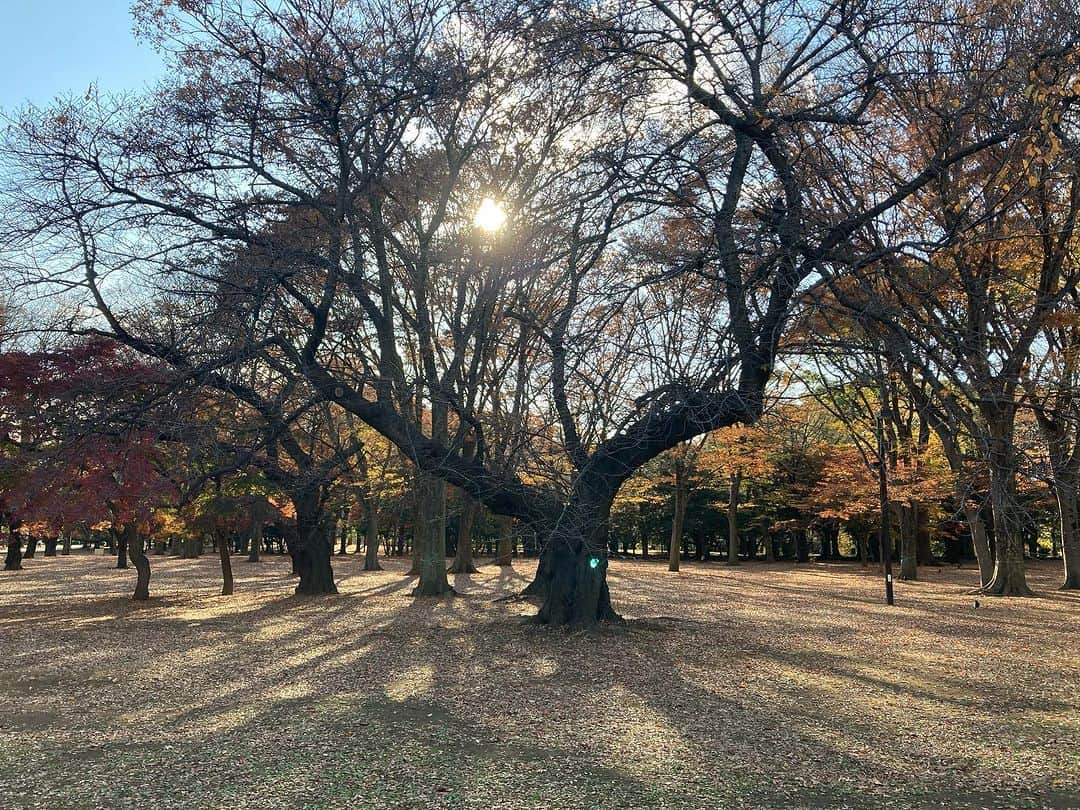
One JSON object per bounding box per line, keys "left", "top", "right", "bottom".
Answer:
{"left": 0, "top": 553, "right": 1076, "bottom": 809}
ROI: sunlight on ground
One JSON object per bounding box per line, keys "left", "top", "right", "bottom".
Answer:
{"left": 0, "top": 553, "right": 1076, "bottom": 809}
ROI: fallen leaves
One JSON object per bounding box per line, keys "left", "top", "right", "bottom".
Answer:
{"left": 0, "top": 553, "right": 1076, "bottom": 809}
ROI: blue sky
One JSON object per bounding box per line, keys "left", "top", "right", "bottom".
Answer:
{"left": 0, "top": 1, "right": 163, "bottom": 112}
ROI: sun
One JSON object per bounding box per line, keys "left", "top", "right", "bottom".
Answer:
{"left": 473, "top": 197, "right": 507, "bottom": 233}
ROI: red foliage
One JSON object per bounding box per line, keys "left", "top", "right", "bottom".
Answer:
{"left": 0, "top": 339, "right": 174, "bottom": 532}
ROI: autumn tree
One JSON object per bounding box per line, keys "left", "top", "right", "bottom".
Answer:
{"left": 0, "top": 339, "right": 176, "bottom": 598}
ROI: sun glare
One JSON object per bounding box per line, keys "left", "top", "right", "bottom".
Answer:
{"left": 473, "top": 197, "right": 507, "bottom": 233}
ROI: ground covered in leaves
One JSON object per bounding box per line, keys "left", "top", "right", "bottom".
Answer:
{"left": 0, "top": 551, "right": 1076, "bottom": 809}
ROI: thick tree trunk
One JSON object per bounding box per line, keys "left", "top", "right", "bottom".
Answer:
{"left": 24, "top": 536, "right": 37, "bottom": 559}
{"left": 534, "top": 492, "right": 618, "bottom": 626}
{"left": 127, "top": 526, "right": 150, "bottom": 602}
{"left": 534, "top": 519, "right": 617, "bottom": 625}
{"left": 495, "top": 515, "right": 514, "bottom": 566}
{"left": 4, "top": 530, "right": 23, "bottom": 571}
{"left": 413, "top": 473, "right": 452, "bottom": 597}
{"left": 293, "top": 491, "right": 337, "bottom": 595}
{"left": 981, "top": 430, "right": 1032, "bottom": 596}
{"left": 43, "top": 536, "right": 58, "bottom": 557}
{"left": 449, "top": 496, "right": 480, "bottom": 574}
{"left": 727, "top": 472, "right": 742, "bottom": 565}
{"left": 1053, "top": 480, "right": 1080, "bottom": 590}
{"left": 363, "top": 500, "right": 382, "bottom": 571}
{"left": 899, "top": 502, "right": 918, "bottom": 580}
{"left": 61, "top": 534, "right": 71, "bottom": 556}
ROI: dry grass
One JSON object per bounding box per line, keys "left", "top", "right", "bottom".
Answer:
{"left": 0, "top": 551, "right": 1076, "bottom": 809}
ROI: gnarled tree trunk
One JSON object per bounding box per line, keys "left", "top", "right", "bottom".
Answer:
{"left": 534, "top": 491, "right": 618, "bottom": 626}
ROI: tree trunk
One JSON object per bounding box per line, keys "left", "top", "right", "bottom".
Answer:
{"left": 247, "top": 522, "right": 262, "bottom": 563}
{"left": 534, "top": 498, "right": 618, "bottom": 626}
{"left": 24, "top": 536, "right": 37, "bottom": 558}
{"left": 413, "top": 473, "right": 452, "bottom": 597}
{"left": 495, "top": 514, "right": 513, "bottom": 566}
{"left": 899, "top": 502, "right": 918, "bottom": 580}
{"left": 727, "top": 471, "right": 742, "bottom": 565}
{"left": 115, "top": 530, "right": 128, "bottom": 569}
{"left": 4, "top": 530, "right": 23, "bottom": 571}
{"left": 962, "top": 504, "right": 994, "bottom": 587}
{"left": 765, "top": 533, "right": 776, "bottom": 562}
{"left": 1053, "top": 479, "right": 1080, "bottom": 589}
{"left": 915, "top": 504, "right": 933, "bottom": 565}
{"left": 668, "top": 464, "right": 688, "bottom": 572}
{"left": 363, "top": 499, "right": 382, "bottom": 571}
{"left": 61, "top": 534, "right": 71, "bottom": 556}
{"left": 183, "top": 535, "right": 201, "bottom": 559}
{"left": 43, "top": 536, "right": 58, "bottom": 557}
{"left": 217, "top": 530, "right": 234, "bottom": 596}
{"left": 127, "top": 525, "right": 150, "bottom": 601}
{"left": 794, "top": 530, "right": 809, "bottom": 563}
{"left": 981, "top": 424, "right": 1032, "bottom": 596}
{"left": 293, "top": 491, "right": 337, "bottom": 595}
{"left": 449, "top": 496, "right": 480, "bottom": 574}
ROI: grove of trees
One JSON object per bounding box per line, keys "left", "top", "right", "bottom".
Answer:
{"left": 1, "top": 0, "right": 1078, "bottom": 624}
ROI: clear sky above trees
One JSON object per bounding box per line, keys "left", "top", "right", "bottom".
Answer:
{"left": 0, "top": 1, "right": 160, "bottom": 111}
